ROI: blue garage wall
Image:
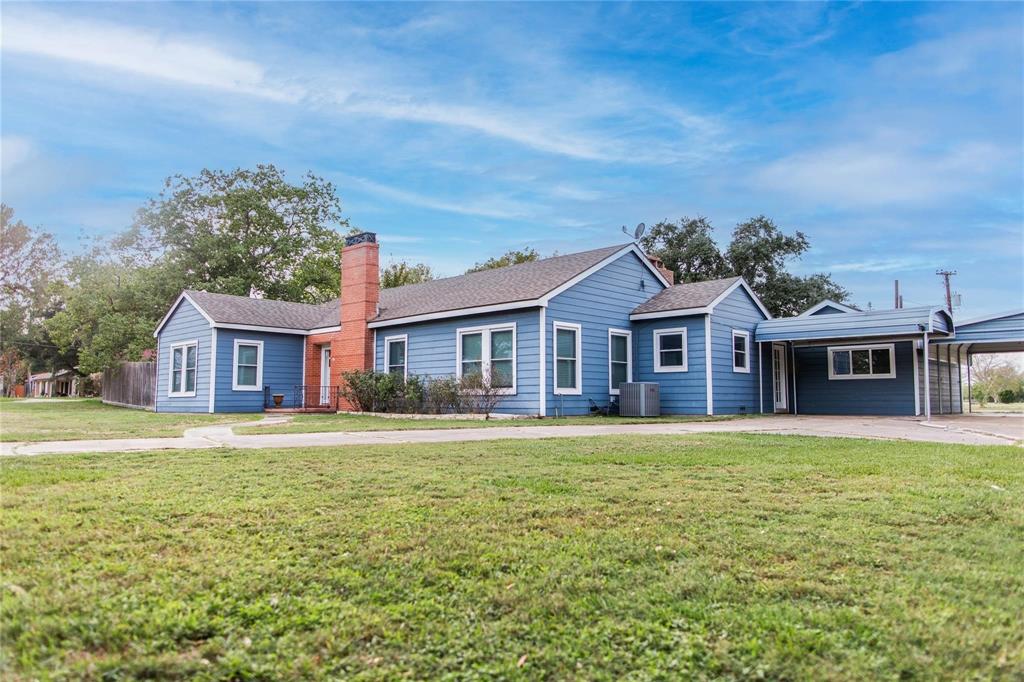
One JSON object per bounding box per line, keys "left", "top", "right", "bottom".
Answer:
{"left": 155, "top": 298, "right": 213, "bottom": 413}
{"left": 794, "top": 340, "right": 917, "bottom": 415}
{"left": 632, "top": 315, "right": 707, "bottom": 414}
{"left": 545, "top": 251, "right": 666, "bottom": 416}
{"left": 710, "top": 286, "right": 767, "bottom": 415}
{"left": 373, "top": 308, "right": 541, "bottom": 414}
{"left": 214, "top": 329, "right": 305, "bottom": 412}
{"left": 923, "top": 346, "right": 963, "bottom": 415}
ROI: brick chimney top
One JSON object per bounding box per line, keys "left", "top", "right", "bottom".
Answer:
{"left": 345, "top": 231, "right": 377, "bottom": 246}
{"left": 647, "top": 255, "right": 675, "bottom": 285}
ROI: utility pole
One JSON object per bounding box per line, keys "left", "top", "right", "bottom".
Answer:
{"left": 894, "top": 280, "right": 900, "bottom": 309}
{"left": 936, "top": 269, "right": 957, "bottom": 314}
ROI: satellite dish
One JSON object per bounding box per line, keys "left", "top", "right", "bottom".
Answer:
{"left": 622, "top": 223, "right": 647, "bottom": 242}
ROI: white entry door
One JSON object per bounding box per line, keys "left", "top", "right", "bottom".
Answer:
{"left": 772, "top": 343, "right": 788, "bottom": 412}
{"left": 320, "top": 347, "right": 331, "bottom": 405}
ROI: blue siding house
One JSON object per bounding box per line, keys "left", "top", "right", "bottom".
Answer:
{"left": 153, "top": 232, "right": 1012, "bottom": 419}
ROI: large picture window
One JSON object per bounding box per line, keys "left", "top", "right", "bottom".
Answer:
{"left": 827, "top": 344, "right": 895, "bottom": 380}
{"left": 168, "top": 340, "right": 198, "bottom": 397}
{"left": 553, "top": 321, "right": 582, "bottom": 395}
{"left": 385, "top": 335, "right": 408, "bottom": 379}
{"left": 456, "top": 324, "right": 516, "bottom": 392}
{"left": 232, "top": 339, "right": 263, "bottom": 391}
{"left": 608, "top": 329, "right": 632, "bottom": 395}
{"left": 653, "top": 328, "right": 688, "bottom": 372}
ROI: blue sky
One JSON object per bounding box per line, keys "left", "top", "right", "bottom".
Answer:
{"left": 2, "top": 2, "right": 1021, "bottom": 316}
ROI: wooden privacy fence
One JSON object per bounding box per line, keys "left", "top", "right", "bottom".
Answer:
{"left": 102, "top": 362, "right": 156, "bottom": 410}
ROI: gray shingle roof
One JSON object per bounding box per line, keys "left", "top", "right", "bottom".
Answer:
{"left": 631, "top": 277, "right": 741, "bottom": 315}
{"left": 181, "top": 243, "right": 635, "bottom": 331}
{"left": 373, "top": 243, "right": 630, "bottom": 322}
{"left": 184, "top": 290, "right": 336, "bottom": 330}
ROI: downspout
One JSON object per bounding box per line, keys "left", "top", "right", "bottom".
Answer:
{"left": 922, "top": 332, "right": 931, "bottom": 420}
{"left": 912, "top": 338, "right": 921, "bottom": 416}
{"left": 538, "top": 307, "right": 547, "bottom": 418}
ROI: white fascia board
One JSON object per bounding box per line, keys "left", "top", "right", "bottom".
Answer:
{"left": 213, "top": 322, "right": 310, "bottom": 335}
{"left": 705, "top": 279, "right": 772, "bottom": 320}
{"left": 539, "top": 244, "right": 670, "bottom": 306}
{"left": 367, "top": 300, "right": 539, "bottom": 329}
{"left": 306, "top": 325, "right": 341, "bottom": 335}
{"left": 630, "top": 306, "right": 711, "bottom": 321}
{"left": 796, "top": 299, "right": 858, "bottom": 317}
{"left": 153, "top": 291, "right": 215, "bottom": 337}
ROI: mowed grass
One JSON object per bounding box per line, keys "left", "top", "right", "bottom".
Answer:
{"left": 0, "top": 399, "right": 244, "bottom": 442}
{"left": 237, "top": 412, "right": 745, "bottom": 435}
{"left": 2, "top": 434, "right": 1023, "bottom": 680}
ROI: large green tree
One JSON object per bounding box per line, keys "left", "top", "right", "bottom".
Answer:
{"left": 124, "top": 165, "right": 348, "bottom": 304}
{"left": 48, "top": 166, "right": 352, "bottom": 372}
{"left": 466, "top": 247, "right": 539, "bottom": 273}
{"left": 641, "top": 215, "right": 849, "bottom": 317}
{"left": 0, "top": 205, "right": 68, "bottom": 373}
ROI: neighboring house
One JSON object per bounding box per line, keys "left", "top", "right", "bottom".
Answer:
{"left": 152, "top": 232, "right": 1022, "bottom": 417}
{"left": 26, "top": 370, "right": 80, "bottom": 398}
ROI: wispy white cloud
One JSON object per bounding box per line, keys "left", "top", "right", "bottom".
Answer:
{"left": 0, "top": 10, "right": 302, "bottom": 102}
{"left": 824, "top": 257, "right": 936, "bottom": 274}
{"left": 0, "top": 136, "right": 34, "bottom": 174}
{"left": 342, "top": 175, "right": 539, "bottom": 220}
{"left": 753, "top": 137, "right": 1010, "bottom": 207}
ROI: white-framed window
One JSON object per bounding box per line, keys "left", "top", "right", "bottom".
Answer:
{"left": 653, "top": 328, "right": 688, "bottom": 372}
{"left": 456, "top": 323, "right": 516, "bottom": 393}
{"left": 608, "top": 328, "right": 632, "bottom": 395}
{"left": 732, "top": 330, "right": 751, "bottom": 373}
{"left": 232, "top": 339, "right": 264, "bottom": 391}
{"left": 384, "top": 335, "right": 408, "bottom": 379}
{"left": 553, "top": 321, "right": 582, "bottom": 395}
{"left": 168, "top": 340, "right": 198, "bottom": 397}
{"left": 827, "top": 343, "right": 895, "bottom": 380}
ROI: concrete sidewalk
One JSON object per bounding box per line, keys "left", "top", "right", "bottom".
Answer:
{"left": 1, "top": 414, "right": 1018, "bottom": 457}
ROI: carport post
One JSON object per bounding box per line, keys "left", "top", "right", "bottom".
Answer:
{"left": 757, "top": 341, "right": 764, "bottom": 414}
{"left": 966, "top": 348, "right": 973, "bottom": 413}
{"left": 922, "top": 332, "right": 931, "bottom": 420}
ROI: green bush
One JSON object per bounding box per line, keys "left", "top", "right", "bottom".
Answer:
{"left": 424, "top": 377, "right": 462, "bottom": 414}
{"left": 340, "top": 370, "right": 430, "bottom": 413}
{"left": 998, "top": 388, "right": 1018, "bottom": 404}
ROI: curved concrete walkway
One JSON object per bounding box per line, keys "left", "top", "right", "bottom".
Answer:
{"left": 1, "top": 415, "right": 1018, "bottom": 457}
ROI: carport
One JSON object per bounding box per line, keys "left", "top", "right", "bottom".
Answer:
{"left": 754, "top": 306, "right": 955, "bottom": 418}
{"left": 931, "top": 309, "right": 1024, "bottom": 413}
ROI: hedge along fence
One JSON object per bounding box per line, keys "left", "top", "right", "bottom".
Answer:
{"left": 102, "top": 362, "right": 156, "bottom": 410}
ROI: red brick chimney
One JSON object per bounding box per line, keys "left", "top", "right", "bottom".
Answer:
{"left": 334, "top": 232, "right": 379, "bottom": 403}
{"left": 648, "top": 255, "right": 675, "bottom": 285}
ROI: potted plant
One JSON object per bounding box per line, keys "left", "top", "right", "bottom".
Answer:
{"left": 272, "top": 393, "right": 285, "bottom": 407}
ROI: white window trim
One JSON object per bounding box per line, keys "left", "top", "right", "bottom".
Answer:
{"left": 167, "top": 339, "right": 199, "bottom": 398}
{"left": 607, "top": 328, "right": 632, "bottom": 395}
{"left": 553, "top": 321, "right": 583, "bottom": 395}
{"left": 827, "top": 343, "right": 896, "bottom": 380}
{"left": 231, "top": 339, "right": 264, "bottom": 391}
{"left": 384, "top": 334, "right": 408, "bottom": 379}
{"left": 732, "top": 329, "right": 751, "bottom": 373}
{"left": 653, "top": 327, "right": 688, "bottom": 373}
{"left": 455, "top": 323, "right": 517, "bottom": 395}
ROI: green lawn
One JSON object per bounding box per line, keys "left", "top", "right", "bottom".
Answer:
{"left": 2, "top": 434, "right": 1021, "bottom": 680}
{"left": 966, "top": 401, "right": 1024, "bottom": 413}
{"left": 0, "top": 398, "right": 244, "bottom": 442}
{"left": 237, "top": 411, "right": 746, "bottom": 435}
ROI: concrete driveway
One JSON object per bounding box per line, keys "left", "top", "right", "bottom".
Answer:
{"left": 2, "top": 414, "right": 1019, "bottom": 457}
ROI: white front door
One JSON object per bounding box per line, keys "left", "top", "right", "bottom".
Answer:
{"left": 320, "top": 347, "right": 331, "bottom": 405}
{"left": 772, "top": 343, "right": 788, "bottom": 412}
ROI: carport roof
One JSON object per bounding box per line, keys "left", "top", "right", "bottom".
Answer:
{"left": 931, "top": 309, "right": 1024, "bottom": 352}
{"left": 755, "top": 306, "right": 954, "bottom": 343}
